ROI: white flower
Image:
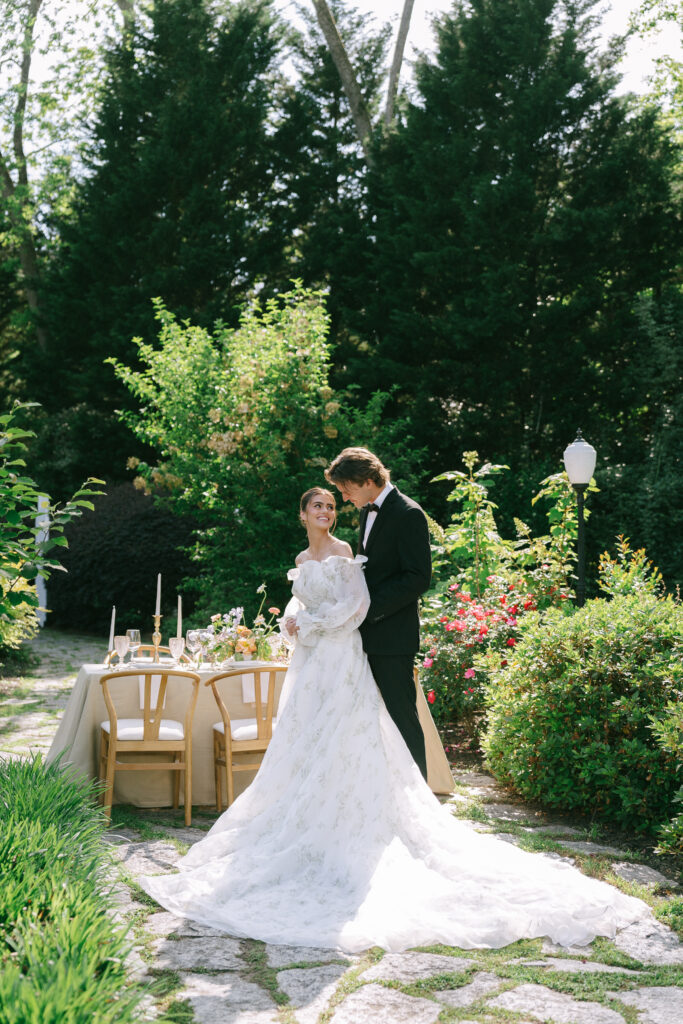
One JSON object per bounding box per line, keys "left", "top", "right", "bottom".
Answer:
{"left": 256, "top": 583, "right": 266, "bottom": 594}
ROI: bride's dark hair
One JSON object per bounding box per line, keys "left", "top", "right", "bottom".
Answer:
{"left": 299, "top": 487, "right": 337, "bottom": 530}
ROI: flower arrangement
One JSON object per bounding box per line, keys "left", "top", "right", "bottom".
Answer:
{"left": 201, "top": 584, "right": 287, "bottom": 664}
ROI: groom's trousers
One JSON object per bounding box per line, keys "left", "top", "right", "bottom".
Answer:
{"left": 367, "top": 653, "right": 427, "bottom": 782}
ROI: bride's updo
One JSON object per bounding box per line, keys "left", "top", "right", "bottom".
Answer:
{"left": 299, "top": 487, "right": 337, "bottom": 529}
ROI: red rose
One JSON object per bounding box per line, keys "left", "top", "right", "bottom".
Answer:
{"left": 500, "top": 659, "right": 508, "bottom": 667}
{"left": 427, "top": 690, "right": 436, "bottom": 704}
{"left": 506, "top": 637, "right": 516, "bottom": 647}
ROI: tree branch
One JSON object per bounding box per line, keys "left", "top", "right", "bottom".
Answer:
{"left": 384, "top": 0, "right": 415, "bottom": 127}
{"left": 310, "top": 0, "right": 374, "bottom": 165}
{"left": 14, "top": 0, "right": 43, "bottom": 187}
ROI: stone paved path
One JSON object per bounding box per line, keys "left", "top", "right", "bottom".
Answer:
{"left": 2, "top": 629, "right": 682, "bottom": 1023}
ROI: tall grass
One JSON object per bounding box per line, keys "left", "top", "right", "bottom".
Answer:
{"left": 0, "top": 754, "right": 152, "bottom": 1023}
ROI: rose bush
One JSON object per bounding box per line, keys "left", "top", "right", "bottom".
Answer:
{"left": 420, "top": 453, "right": 582, "bottom": 734}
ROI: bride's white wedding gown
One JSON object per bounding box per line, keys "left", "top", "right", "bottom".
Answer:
{"left": 141, "top": 555, "right": 649, "bottom": 952}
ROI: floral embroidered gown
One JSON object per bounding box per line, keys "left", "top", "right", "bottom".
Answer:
{"left": 141, "top": 555, "right": 649, "bottom": 952}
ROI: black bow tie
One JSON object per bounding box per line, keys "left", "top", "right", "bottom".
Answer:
{"left": 366, "top": 503, "right": 380, "bottom": 513}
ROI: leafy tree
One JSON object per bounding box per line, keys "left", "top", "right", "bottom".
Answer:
{"left": 350, "top": 0, "right": 682, "bottom": 510}
{"left": 29, "top": 0, "right": 288, "bottom": 495}
{"left": 108, "top": 285, "right": 421, "bottom": 619}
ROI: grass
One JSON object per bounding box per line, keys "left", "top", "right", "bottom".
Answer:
{"left": 0, "top": 755, "right": 153, "bottom": 1024}
{"left": 241, "top": 940, "right": 290, "bottom": 1006}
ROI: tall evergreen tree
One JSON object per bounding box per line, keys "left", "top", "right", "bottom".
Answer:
{"left": 29, "top": 0, "right": 286, "bottom": 493}
{"left": 352, "top": 0, "right": 681, "bottom": 484}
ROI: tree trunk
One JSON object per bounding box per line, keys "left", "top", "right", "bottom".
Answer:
{"left": 384, "top": 0, "right": 415, "bottom": 127}
{"left": 114, "top": 0, "right": 135, "bottom": 33}
{"left": 0, "top": 0, "right": 48, "bottom": 350}
{"left": 310, "top": 0, "right": 374, "bottom": 165}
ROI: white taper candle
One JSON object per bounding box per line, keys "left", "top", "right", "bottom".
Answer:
{"left": 108, "top": 605, "right": 116, "bottom": 651}
{"left": 177, "top": 595, "right": 182, "bottom": 638}
{"left": 155, "top": 573, "right": 161, "bottom": 616}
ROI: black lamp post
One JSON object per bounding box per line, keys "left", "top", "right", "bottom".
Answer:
{"left": 563, "top": 430, "right": 597, "bottom": 608}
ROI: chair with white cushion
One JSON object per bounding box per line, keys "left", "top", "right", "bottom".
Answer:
{"left": 206, "top": 665, "right": 286, "bottom": 810}
{"left": 98, "top": 668, "right": 200, "bottom": 825}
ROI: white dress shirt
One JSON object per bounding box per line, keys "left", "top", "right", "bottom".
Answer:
{"left": 363, "top": 483, "right": 394, "bottom": 548}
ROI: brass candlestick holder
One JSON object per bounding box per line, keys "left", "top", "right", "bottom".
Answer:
{"left": 152, "top": 614, "right": 162, "bottom": 662}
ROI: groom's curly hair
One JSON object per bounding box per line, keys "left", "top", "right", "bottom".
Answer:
{"left": 325, "top": 447, "right": 390, "bottom": 487}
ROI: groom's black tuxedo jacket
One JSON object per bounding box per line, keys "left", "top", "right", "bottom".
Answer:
{"left": 358, "top": 487, "right": 432, "bottom": 657}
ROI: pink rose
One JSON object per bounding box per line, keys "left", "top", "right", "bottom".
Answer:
{"left": 464, "top": 668, "right": 475, "bottom": 679}
{"left": 424, "top": 657, "right": 434, "bottom": 668}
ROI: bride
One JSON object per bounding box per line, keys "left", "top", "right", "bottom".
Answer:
{"left": 141, "top": 486, "right": 649, "bottom": 952}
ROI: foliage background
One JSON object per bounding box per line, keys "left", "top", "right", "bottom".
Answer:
{"left": 1, "top": 0, "right": 682, "bottom": 610}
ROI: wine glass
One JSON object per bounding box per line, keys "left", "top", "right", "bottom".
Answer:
{"left": 113, "top": 634, "right": 130, "bottom": 668}
{"left": 186, "top": 629, "right": 202, "bottom": 668}
{"left": 169, "top": 636, "right": 185, "bottom": 664}
{"left": 126, "top": 629, "right": 141, "bottom": 661}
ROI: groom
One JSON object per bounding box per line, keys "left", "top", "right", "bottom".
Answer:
{"left": 325, "top": 447, "right": 431, "bottom": 780}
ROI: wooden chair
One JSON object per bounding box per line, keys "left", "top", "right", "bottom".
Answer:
{"left": 206, "top": 664, "right": 286, "bottom": 810}
{"left": 98, "top": 668, "right": 200, "bottom": 825}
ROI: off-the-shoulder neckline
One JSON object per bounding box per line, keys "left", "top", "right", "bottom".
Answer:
{"left": 293, "top": 554, "right": 367, "bottom": 567}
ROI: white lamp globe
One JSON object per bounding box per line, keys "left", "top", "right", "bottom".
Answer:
{"left": 563, "top": 431, "right": 596, "bottom": 486}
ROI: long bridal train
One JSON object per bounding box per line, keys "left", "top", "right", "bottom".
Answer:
{"left": 141, "top": 556, "right": 650, "bottom": 953}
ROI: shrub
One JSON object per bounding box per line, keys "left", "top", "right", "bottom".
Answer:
{"left": 0, "top": 402, "right": 103, "bottom": 660}
{"left": 0, "top": 755, "right": 150, "bottom": 1023}
{"left": 47, "top": 482, "right": 197, "bottom": 633}
{"left": 482, "top": 594, "right": 682, "bottom": 834}
{"left": 650, "top": 700, "right": 683, "bottom": 856}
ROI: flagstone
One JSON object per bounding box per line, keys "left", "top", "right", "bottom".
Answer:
{"left": 489, "top": 983, "right": 626, "bottom": 1023}
{"left": 482, "top": 802, "right": 546, "bottom": 822}
{"left": 605, "top": 986, "right": 683, "bottom": 1023}
{"left": 515, "top": 957, "right": 640, "bottom": 974}
{"left": 265, "top": 943, "right": 353, "bottom": 968}
{"left": 111, "top": 839, "right": 182, "bottom": 875}
{"left": 362, "top": 951, "right": 476, "bottom": 982}
{"left": 145, "top": 910, "right": 229, "bottom": 938}
{"left": 609, "top": 862, "right": 678, "bottom": 888}
{"left": 176, "top": 973, "right": 278, "bottom": 1024}
{"left": 613, "top": 918, "right": 683, "bottom": 965}
{"left": 329, "top": 983, "right": 441, "bottom": 1024}
{"left": 433, "top": 971, "right": 504, "bottom": 1006}
{"left": 523, "top": 824, "right": 584, "bottom": 837}
{"left": 151, "top": 934, "right": 243, "bottom": 970}
{"left": 560, "top": 841, "right": 627, "bottom": 857}
{"left": 278, "top": 964, "right": 349, "bottom": 1024}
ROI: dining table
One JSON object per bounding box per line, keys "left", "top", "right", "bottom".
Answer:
{"left": 47, "top": 658, "right": 454, "bottom": 809}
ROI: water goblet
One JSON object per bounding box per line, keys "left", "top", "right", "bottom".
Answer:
{"left": 126, "top": 629, "right": 141, "bottom": 661}
{"left": 186, "top": 629, "right": 202, "bottom": 668}
{"left": 113, "top": 634, "right": 130, "bottom": 668}
{"left": 169, "top": 636, "right": 185, "bottom": 665}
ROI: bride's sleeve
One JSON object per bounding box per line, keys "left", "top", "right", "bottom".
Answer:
{"left": 295, "top": 561, "right": 370, "bottom": 646}
{"left": 278, "top": 595, "right": 304, "bottom": 646}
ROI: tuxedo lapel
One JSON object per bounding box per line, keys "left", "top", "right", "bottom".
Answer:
{"left": 363, "top": 488, "right": 399, "bottom": 553}
{"left": 358, "top": 506, "right": 369, "bottom": 554}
